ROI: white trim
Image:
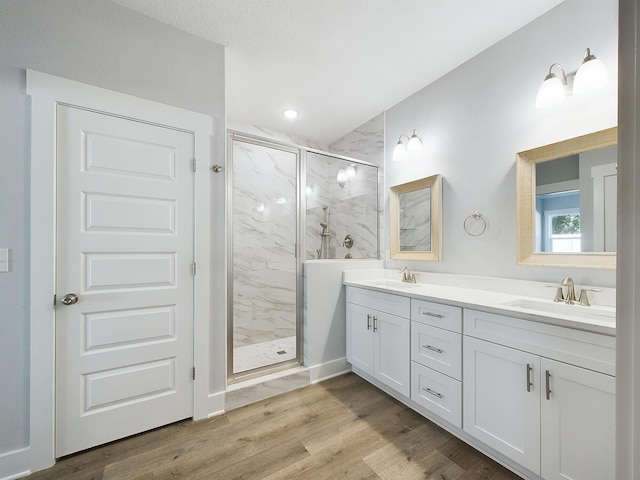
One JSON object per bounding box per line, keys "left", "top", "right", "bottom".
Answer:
{"left": 535, "top": 179, "right": 580, "bottom": 196}
{"left": 591, "top": 162, "right": 617, "bottom": 252}
{"left": 0, "top": 447, "right": 30, "bottom": 480}
{"left": 309, "top": 358, "right": 351, "bottom": 384}
{"left": 206, "top": 392, "right": 226, "bottom": 418}
{"left": 26, "top": 70, "right": 212, "bottom": 473}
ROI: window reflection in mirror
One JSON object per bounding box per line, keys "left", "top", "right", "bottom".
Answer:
{"left": 535, "top": 146, "right": 617, "bottom": 254}
{"left": 390, "top": 174, "right": 442, "bottom": 261}
{"left": 516, "top": 127, "right": 616, "bottom": 269}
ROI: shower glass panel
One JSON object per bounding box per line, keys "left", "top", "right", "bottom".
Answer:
{"left": 229, "top": 137, "right": 300, "bottom": 378}
{"left": 306, "top": 152, "right": 378, "bottom": 259}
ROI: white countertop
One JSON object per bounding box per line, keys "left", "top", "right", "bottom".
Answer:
{"left": 343, "top": 269, "right": 616, "bottom": 336}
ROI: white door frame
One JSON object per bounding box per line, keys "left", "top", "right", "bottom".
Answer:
{"left": 27, "top": 70, "right": 212, "bottom": 471}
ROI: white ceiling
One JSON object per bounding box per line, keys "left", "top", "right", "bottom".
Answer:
{"left": 109, "top": 0, "right": 565, "bottom": 145}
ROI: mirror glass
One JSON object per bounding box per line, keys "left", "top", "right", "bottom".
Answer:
{"left": 516, "top": 127, "right": 616, "bottom": 268}
{"left": 399, "top": 187, "right": 432, "bottom": 251}
{"left": 390, "top": 175, "right": 442, "bottom": 261}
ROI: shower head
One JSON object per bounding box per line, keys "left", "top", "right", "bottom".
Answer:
{"left": 320, "top": 222, "right": 328, "bottom": 228}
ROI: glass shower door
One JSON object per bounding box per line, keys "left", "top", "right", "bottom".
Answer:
{"left": 229, "top": 136, "right": 300, "bottom": 379}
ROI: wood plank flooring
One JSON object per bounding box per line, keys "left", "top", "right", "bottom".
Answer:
{"left": 25, "top": 373, "right": 522, "bottom": 479}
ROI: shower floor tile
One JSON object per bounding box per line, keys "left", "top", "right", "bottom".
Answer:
{"left": 233, "top": 335, "right": 297, "bottom": 373}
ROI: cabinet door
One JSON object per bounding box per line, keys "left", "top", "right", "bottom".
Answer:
{"left": 541, "top": 358, "right": 615, "bottom": 480}
{"left": 463, "top": 336, "right": 541, "bottom": 475}
{"left": 346, "top": 303, "right": 374, "bottom": 375}
{"left": 374, "top": 311, "right": 410, "bottom": 397}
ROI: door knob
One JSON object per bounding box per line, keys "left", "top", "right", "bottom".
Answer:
{"left": 60, "top": 293, "right": 79, "bottom": 305}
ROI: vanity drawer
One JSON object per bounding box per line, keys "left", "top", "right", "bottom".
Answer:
{"left": 411, "top": 362, "right": 462, "bottom": 428}
{"left": 411, "top": 322, "right": 462, "bottom": 380}
{"left": 346, "top": 286, "right": 410, "bottom": 318}
{"left": 411, "top": 299, "right": 462, "bottom": 332}
{"left": 463, "top": 309, "right": 616, "bottom": 375}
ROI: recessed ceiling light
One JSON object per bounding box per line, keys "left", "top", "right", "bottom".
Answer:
{"left": 282, "top": 109, "right": 299, "bottom": 120}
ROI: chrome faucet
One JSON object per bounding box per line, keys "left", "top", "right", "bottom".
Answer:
{"left": 400, "top": 267, "right": 416, "bottom": 283}
{"left": 561, "top": 277, "right": 576, "bottom": 304}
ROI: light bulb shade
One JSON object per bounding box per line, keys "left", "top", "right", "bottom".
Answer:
{"left": 336, "top": 168, "right": 348, "bottom": 183}
{"left": 535, "top": 74, "right": 566, "bottom": 108}
{"left": 573, "top": 52, "right": 607, "bottom": 95}
{"left": 407, "top": 130, "right": 422, "bottom": 153}
{"left": 392, "top": 140, "right": 407, "bottom": 161}
{"left": 345, "top": 165, "right": 356, "bottom": 178}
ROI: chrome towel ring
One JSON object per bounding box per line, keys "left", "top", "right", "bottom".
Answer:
{"left": 464, "top": 212, "right": 488, "bottom": 236}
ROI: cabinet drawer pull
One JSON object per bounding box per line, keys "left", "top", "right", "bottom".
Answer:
{"left": 367, "top": 314, "right": 371, "bottom": 330}
{"left": 423, "top": 387, "right": 444, "bottom": 399}
{"left": 423, "top": 344, "right": 444, "bottom": 354}
{"left": 422, "top": 311, "right": 444, "bottom": 318}
{"left": 545, "top": 370, "right": 552, "bottom": 400}
{"left": 526, "top": 363, "right": 533, "bottom": 392}
{"left": 373, "top": 316, "right": 378, "bottom": 332}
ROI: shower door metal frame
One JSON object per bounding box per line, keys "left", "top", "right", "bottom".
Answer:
{"left": 227, "top": 132, "right": 304, "bottom": 382}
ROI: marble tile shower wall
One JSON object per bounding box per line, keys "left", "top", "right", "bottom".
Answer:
{"left": 306, "top": 153, "right": 378, "bottom": 259}
{"left": 399, "top": 189, "right": 432, "bottom": 251}
{"left": 232, "top": 141, "right": 298, "bottom": 348}
{"left": 329, "top": 113, "right": 385, "bottom": 165}
{"left": 326, "top": 113, "right": 385, "bottom": 259}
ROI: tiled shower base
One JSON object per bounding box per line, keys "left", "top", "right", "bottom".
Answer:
{"left": 233, "top": 335, "right": 297, "bottom": 373}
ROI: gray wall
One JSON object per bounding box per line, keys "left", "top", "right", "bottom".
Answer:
{"left": 384, "top": 0, "right": 618, "bottom": 288}
{"left": 0, "top": 0, "right": 225, "bottom": 456}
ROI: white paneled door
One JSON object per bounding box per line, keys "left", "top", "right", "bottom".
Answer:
{"left": 55, "top": 105, "right": 195, "bottom": 456}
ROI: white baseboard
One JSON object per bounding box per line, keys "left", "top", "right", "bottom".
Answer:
{"left": 0, "top": 447, "right": 30, "bottom": 480}
{"left": 206, "top": 391, "right": 225, "bottom": 418}
{"left": 309, "top": 357, "right": 351, "bottom": 384}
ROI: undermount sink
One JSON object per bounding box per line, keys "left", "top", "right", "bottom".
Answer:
{"left": 501, "top": 298, "right": 615, "bottom": 322}
{"left": 367, "top": 280, "right": 420, "bottom": 289}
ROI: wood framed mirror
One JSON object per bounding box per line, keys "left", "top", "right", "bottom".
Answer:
{"left": 390, "top": 174, "right": 442, "bottom": 261}
{"left": 516, "top": 127, "right": 617, "bottom": 268}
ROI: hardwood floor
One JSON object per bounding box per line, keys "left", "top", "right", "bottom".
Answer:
{"left": 25, "top": 373, "right": 522, "bottom": 479}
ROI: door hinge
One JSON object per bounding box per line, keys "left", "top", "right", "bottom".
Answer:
{"left": 53, "top": 294, "right": 56, "bottom": 306}
{"left": 192, "top": 262, "right": 197, "bottom": 276}
{"left": 192, "top": 367, "right": 196, "bottom": 380}
{"left": 192, "top": 158, "right": 197, "bottom": 172}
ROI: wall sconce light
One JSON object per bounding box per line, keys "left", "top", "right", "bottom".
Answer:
{"left": 573, "top": 48, "right": 608, "bottom": 94}
{"left": 535, "top": 63, "right": 567, "bottom": 108}
{"left": 392, "top": 129, "right": 422, "bottom": 161}
{"left": 535, "top": 47, "right": 608, "bottom": 109}
{"left": 337, "top": 168, "right": 348, "bottom": 188}
{"left": 337, "top": 164, "right": 357, "bottom": 188}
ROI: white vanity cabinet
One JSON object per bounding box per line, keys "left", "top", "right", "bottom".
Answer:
{"left": 463, "top": 335, "right": 541, "bottom": 474}
{"left": 346, "top": 286, "right": 411, "bottom": 397}
{"left": 463, "top": 309, "right": 616, "bottom": 480}
{"left": 410, "top": 299, "right": 463, "bottom": 427}
{"left": 540, "top": 358, "right": 615, "bottom": 480}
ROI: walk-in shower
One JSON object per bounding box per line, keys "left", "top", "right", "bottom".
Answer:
{"left": 306, "top": 151, "right": 378, "bottom": 260}
{"left": 228, "top": 133, "right": 378, "bottom": 381}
